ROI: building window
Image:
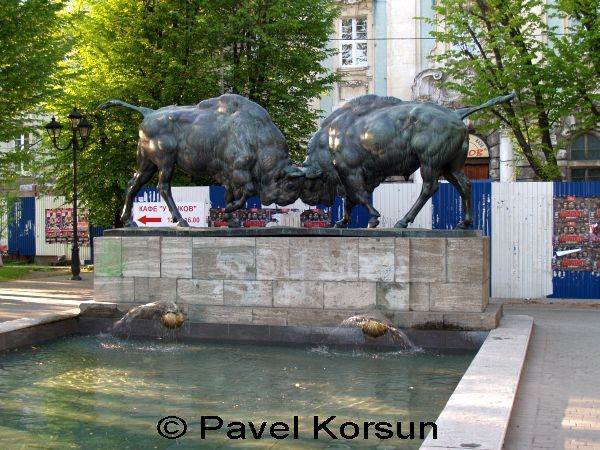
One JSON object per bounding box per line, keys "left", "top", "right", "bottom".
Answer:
{"left": 569, "top": 133, "right": 600, "bottom": 181}
{"left": 14, "top": 134, "right": 27, "bottom": 151}
{"left": 341, "top": 17, "right": 368, "bottom": 67}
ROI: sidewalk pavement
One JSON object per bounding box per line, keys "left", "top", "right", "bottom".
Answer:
{"left": 0, "top": 271, "right": 93, "bottom": 323}
{"left": 0, "top": 274, "right": 599, "bottom": 449}
{"left": 503, "top": 304, "right": 600, "bottom": 450}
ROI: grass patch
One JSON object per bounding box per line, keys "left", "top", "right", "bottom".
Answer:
{"left": 0, "top": 263, "right": 66, "bottom": 282}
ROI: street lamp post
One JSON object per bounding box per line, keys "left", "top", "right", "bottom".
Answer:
{"left": 45, "top": 109, "right": 92, "bottom": 281}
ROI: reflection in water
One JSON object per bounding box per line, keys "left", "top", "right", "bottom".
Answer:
{"left": 0, "top": 335, "right": 474, "bottom": 449}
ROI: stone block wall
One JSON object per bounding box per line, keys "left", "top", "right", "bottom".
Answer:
{"left": 94, "top": 231, "right": 496, "bottom": 330}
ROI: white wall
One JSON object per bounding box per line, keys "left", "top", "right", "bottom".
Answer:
{"left": 491, "top": 182, "right": 553, "bottom": 298}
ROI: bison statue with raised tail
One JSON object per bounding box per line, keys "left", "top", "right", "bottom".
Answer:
{"left": 300, "top": 92, "right": 515, "bottom": 229}
{"left": 98, "top": 94, "right": 305, "bottom": 227}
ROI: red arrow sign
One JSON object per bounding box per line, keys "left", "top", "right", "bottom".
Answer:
{"left": 138, "top": 215, "right": 162, "bottom": 225}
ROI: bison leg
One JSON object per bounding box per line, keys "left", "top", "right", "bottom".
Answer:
{"left": 158, "top": 166, "right": 189, "bottom": 227}
{"left": 334, "top": 198, "right": 355, "bottom": 228}
{"left": 340, "top": 172, "right": 381, "bottom": 228}
{"left": 444, "top": 169, "right": 473, "bottom": 229}
{"left": 224, "top": 191, "right": 249, "bottom": 213}
{"left": 121, "top": 161, "right": 157, "bottom": 227}
{"left": 395, "top": 166, "right": 440, "bottom": 228}
{"left": 355, "top": 191, "right": 381, "bottom": 229}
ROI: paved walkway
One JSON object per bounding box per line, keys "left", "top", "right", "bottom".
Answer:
{"left": 0, "top": 271, "right": 93, "bottom": 323}
{"left": 503, "top": 304, "right": 600, "bottom": 450}
{"left": 1, "top": 274, "right": 599, "bottom": 449}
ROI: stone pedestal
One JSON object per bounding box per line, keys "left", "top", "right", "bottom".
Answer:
{"left": 94, "top": 227, "right": 499, "bottom": 331}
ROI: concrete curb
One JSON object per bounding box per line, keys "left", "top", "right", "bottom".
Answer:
{"left": 421, "top": 315, "right": 533, "bottom": 449}
{"left": 0, "top": 309, "right": 80, "bottom": 352}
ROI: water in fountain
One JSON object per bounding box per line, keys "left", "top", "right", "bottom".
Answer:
{"left": 341, "top": 314, "right": 417, "bottom": 349}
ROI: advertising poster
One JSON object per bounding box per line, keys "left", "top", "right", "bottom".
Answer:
{"left": 208, "top": 207, "right": 304, "bottom": 228}
{"left": 300, "top": 209, "right": 331, "bottom": 228}
{"left": 552, "top": 196, "right": 600, "bottom": 273}
{"left": 45, "top": 209, "right": 90, "bottom": 246}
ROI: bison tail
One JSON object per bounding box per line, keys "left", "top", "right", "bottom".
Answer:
{"left": 456, "top": 91, "right": 516, "bottom": 120}
{"left": 97, "top": 99, "right": 154, "bottom": 117}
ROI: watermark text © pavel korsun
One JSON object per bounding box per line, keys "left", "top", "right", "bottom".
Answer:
{"left": 193, "top": 416, "right": 437, "bottom": 440}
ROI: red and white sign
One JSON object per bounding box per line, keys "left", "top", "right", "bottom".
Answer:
{"left": 132, "top": 202, "right": 207, "bottom": 227}
{"left": 468, "top": 134, "right": 490, "bottom": 158}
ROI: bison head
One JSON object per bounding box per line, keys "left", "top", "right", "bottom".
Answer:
{"left": 299, "top": 132, "right": 338, "bottom": 206}
{"left": 260, "top": 164, "right": 305, "bottom": 206}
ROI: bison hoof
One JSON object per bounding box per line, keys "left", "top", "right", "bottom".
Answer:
{"left": 394, "top": 220, "right": 408, "bottom": 228}
{"left": 454, "top": 221, "right": 472, "bottom": 230}
{"left": 334, "top": 220, "right": 347, "bottom": 228}
{"left": 124, "top": 220, "right": 138, "bottom": 228}
{"left": 176, "top": 219, "right": 190, "bottom": 227}
{"left": 367, "top": 218, "right": 380, "bottom": 229}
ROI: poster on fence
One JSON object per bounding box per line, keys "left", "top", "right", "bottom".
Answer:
{"left": 45, "top": 209, "right": 90, "bottom": 245}
{"left": 553, "top": 197, "right": 600, "bottom": 273}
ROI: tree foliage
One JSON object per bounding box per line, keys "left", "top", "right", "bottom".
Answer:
{"left": 427, "top": 0, "right": 599, "bottom": 181}
{"left": 0, "top": 0, "right": 69, "bottom": 142}
{"left": 42, "top": 0, "right": 339, "bottom": 227}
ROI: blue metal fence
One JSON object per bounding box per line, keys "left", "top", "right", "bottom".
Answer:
{"left": 431, "top": 180, "right": 492, "bottom": 236}
{"left": 8, "top": 197, "right": 36, "bottom": 257}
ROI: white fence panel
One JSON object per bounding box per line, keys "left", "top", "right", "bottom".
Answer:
{"left": 491, "top": 182, "right": 553, "bottom": 298}
{"left": 35, "top": 195, "right": 92, "bottom": 262}
{"left": 373, "top": 183, "right": 432, "bottom": 229}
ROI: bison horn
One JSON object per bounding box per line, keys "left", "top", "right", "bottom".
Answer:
{"left": 300, "top": 165, "right": 323, "bottom": 180}
{"left": 284, "top": 166, "right": 305, "bottom": 178}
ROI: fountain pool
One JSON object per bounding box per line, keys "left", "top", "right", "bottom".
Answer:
{"left": 0, "top": 335, "right": 474, "bottom": 449}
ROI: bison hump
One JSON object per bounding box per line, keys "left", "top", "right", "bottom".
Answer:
{"left": 321, "top": 94, "right": 403, "bottom": 128}
{"left": 196, "top": 94, "right": 271, "bottom": 122}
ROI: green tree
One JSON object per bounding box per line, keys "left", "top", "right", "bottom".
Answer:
{"left": 548, "top": 0, "right": 599, "bottom": 131}
{"left": 0, "top": 0, "right": 69, "bottom": 142}
{"left": 204, "top": 0, "right": 340, "bottom": 161}
{"left": 427, "top": 0, "right": 599, "bottom": 181}
{"left": 43, "top": 0, "right": 339, "bottom": 227}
